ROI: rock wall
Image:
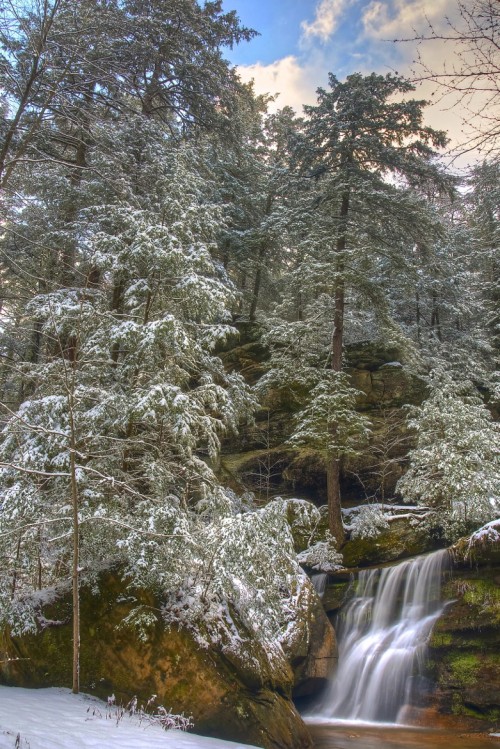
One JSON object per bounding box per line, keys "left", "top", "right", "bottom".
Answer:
{"left": 0, "top": 567, "right": 337, "bottom": 749}
{"left": 426, "top": 529, "right": 500, "bottom": 728}
{"left": 220, "top": 326, "right": 426, "bottom": 503}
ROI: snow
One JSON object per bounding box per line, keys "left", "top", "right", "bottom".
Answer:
{"left": 0, "top": 686, "right": 261, "bottom": 749}
{"left": 469, "top": 518, "right": 500, "bottom": 545}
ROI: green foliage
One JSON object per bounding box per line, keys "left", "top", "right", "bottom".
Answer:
{"left": 449, "top": 653, "right": 480, "bottom": 687}
{"left": 397, "top": 368, "right": 500, "bottom": 540}
{"left": 289, "top": 371, "right": 370, "bottom": 459}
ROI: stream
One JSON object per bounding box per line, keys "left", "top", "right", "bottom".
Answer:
{"left": 309, "top": 723, "right": 499, "bottom": 749}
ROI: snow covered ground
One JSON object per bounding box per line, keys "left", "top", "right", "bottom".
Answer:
{"left": 0, "top": 686, "right": 260, "bottom": 749}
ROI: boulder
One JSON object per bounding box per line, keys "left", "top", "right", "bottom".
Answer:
{"left": 342, "top": 516, "right": 437, "bottom": 567}
{"left": 0, "top": 569, "right": 312, "bottom": 749}
{"left": 277, "top": 498, "right": 324, "bottom": 553}
{"left": 280, "top": 578, "right": 337, "bottom": 699}
{"left": 451, "top": 519, "right": 500, "bottom": 568}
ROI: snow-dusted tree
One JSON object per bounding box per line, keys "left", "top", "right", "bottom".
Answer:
{"left": 465, "top": 158, "right": 500, "bottom": 367}
{"left": 208, "top": 90, "right": 295, "bottom": 321}
{"left": 390, "top": 160, "right": 499, "bottom": 391}
{"left": 260, "top": 72, "right": 450, "bottom": 543}
{"left": 0, "top": 0, "right": 255, "bottom": 190}
{"left": 397, "top": 368, "right": 500, "bottom": 540}
{"left": 289, "top": 372, "right": 371, "bottom": 542}
{"left": 0, "top": 116, "right": 256, "bottom": 692}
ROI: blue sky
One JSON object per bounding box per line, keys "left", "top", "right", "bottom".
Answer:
{"left": 226, "top": 0, "right": 403, "bottom": 73}
{"left": 221, "top": 0, "right": 474, "bottom": 164}
{"left": 226, "top": 1, "right": 321, "bottom": 67}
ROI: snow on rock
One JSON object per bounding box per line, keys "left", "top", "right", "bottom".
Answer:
{"left": 0, "top": 686, "right": 261, "bottom": 749}
{"left": 469, "top": 518, "right": 500, "bottom": 546}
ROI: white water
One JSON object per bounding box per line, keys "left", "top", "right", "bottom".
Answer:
{"left": 312, "top": 550, "right": 449, "bottom": 724}
{"left": 311, "top": 572, "right": 328, "bottom": 598}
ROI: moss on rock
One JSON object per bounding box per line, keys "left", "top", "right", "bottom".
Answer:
{"left": 0, "top": 569, "right": 312, "bottom": 749}
{"left": 427, "top": 564, "right": 500, "bottom": 726}
{"left": 342, "top": 517, "right": 435, "bottom": 567}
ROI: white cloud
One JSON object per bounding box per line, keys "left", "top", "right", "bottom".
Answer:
{"left": 235, "top": 0, "right": 492, "bottom": 166}
{"left": 300, "top": 0, "right": 354, "bottom": 44}
{"left": 361, "top": 0, "right": 456, "bottom": 41}
{"left": 358, "top": 0, "right": 493, "bottom": 165}
{"left": 236, "top": 56, "right": 320, "bottom": 113}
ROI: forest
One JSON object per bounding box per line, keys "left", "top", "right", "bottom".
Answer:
{"left": 0, "top": 0, "right": 499, "bottom": 746}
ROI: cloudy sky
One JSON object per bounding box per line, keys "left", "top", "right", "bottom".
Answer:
{"left": 223, "top": 0, "right": 476, "bottom": 167}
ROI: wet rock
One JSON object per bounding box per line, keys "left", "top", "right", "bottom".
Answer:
{"left": 427, "top": 564, "right": 500, "bottom": 727}
{"left": 281, "top": 579, "right": 337, "bottom": 699}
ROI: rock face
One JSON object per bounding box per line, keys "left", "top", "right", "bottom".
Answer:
{"left": 426, "top": 528, "right": 500, "bottom": 727}
{"left": 0, "top": 570, "right": 313, "bottom": 749}
{"left": 220, "top": 328, "right": 426, "bottom": 503}
{"left": 281, "top": 577, "right": 337, "bottom": 699}
{"left": 341, "top": 516, "right": 437, "bottom": 568}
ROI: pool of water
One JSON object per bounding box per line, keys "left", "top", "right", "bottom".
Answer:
{"left": 308, "top": 722, "right": 499, "bottom": 749}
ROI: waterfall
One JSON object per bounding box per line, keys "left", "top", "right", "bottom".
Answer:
{"left": 311, "top": 572, "right": 328, "bottom": 598}
{"left": 313, "top": 550, "right": 448, "bottom": 724}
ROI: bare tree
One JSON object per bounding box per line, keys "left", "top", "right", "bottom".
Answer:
{"left": 400, "top": 0, "right": 500, "bottom": 156}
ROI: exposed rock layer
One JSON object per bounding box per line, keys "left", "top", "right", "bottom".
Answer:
{"left": 0, "top": 570, "right": 318, "bottom": 749}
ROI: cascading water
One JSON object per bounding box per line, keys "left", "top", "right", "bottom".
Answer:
{"left": 312, "top": 549, "right": 449, "bottom": 724}
{"left": 311, "top": 572, "right": 328, "bottom": 598}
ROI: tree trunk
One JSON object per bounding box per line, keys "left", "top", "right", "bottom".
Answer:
{"left": 61, "top": 131, "right": 88, "bottom": 288}
{"left": 326, "top": 458, "right": 344, "bottom": 544}
{"left": 249, "top": 195, "right": 273, "bottom": 321}
{"left": 69, "top": 403, "right": 80, "bottom": 695}
{"left": 249, "top": 242, "right": 266, "bottom": 322}
{"left": 416, "top": 291, "right": 422, "bottom": 346}
{"left": 327, "top": 189, "right": 350, "bottom": 545}
{"left": 0, "top": 0, "right": 61, "bottom": 189}
{"left": 431, "top": 291, "right": 442, "bottom": 342}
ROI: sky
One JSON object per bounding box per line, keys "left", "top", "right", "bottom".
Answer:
{"left": 222, "top": 0, "right": 478, "bottom": 167}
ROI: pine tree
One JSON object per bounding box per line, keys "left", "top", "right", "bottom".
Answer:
{"left": 0, "top": 0, "right": 258, "bottom": 692}
{"left": 261, "top": 73, "right": 450, "bottom": 543}
{"left": 397, "top": 368, "right": 500, "bottom": 541}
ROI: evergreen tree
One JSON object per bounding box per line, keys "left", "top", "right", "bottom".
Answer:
{"left": 0, "top": 125, "right": 256, "bottom": 691}
{"left": 261, "top": 73, "right": 450, "bottom": 543}
{"left": 0, "top": 0, "right": 255, "bottom": 190}
{"left": 397, "top": 369, "right": 500, "bottom": 541}
{"left": 0, "top": 0, "right": 258, "bottom": 693}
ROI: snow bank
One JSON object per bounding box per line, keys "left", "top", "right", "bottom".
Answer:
{"left": 0, "top": 686, "right": 260, "bottom": 749}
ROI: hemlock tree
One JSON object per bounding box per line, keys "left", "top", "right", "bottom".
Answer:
{"left": 209, "top": 92, "right": 295, "bottom": 321}
{"left": 289, "top": 371, "right": 371, "bottom": 542}
{"left": 397, "top": 369, "right": 500, "bottom": 540}
{"left": 394, "top": 160, "right": 499, "bottom": 389}
{"left": 0, "top": 0, "right": 258, "bottom": 692}
{"left": 0, "top": 132, "right": 255, "bottom": 692}
{"left": 465, "top": 159, "right": 500, "bottom": 368}
{"left": 0, "top": 0, "right": 255, "bottom": 190}
{"left": 262, "top": 73, "right": 450, "bottom": 543}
